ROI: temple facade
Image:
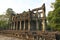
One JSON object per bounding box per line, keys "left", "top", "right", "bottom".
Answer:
{"left": 10, "top": 3, "right": 46, "bottom": 31}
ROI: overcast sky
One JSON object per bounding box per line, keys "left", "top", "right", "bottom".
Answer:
{"left": 0, "top": 0, "right": 55, "bottom": 15}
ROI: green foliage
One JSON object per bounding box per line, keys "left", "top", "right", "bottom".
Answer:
{"left": 54, "top": 2, "right": 60, "bottom": 9}
{"left": 6, "top": 8, "right": 15, "bottom": 25}
{"left": 56, "top": 0, "right": 60, "bottom": 2}
{"left": 6, "top": 8, "right": 15, "bottom": 22}
{"left": 0, "top": 20, "right": 8, "bottom": 30}
{"left": 6, "top": 8, "right": 15, "bottom": 16}
{"left": 47, "top": 0, "right": 60, "bottom": 31}
{"left": 0, "top": 8, "right": 15, "bottom": 30}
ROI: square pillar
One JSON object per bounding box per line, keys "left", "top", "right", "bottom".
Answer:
{"left": 28, "top": 20, "right": 30, "bottom": 31}
{"left": 10, "top": 23, "right": 12, "bottom": 30}
{"left": 42, "top": 9, "right": 46, "bottom": 31}
{"left": 42, "top": 19, "right": 45, "bottom": 31}
{"left": 13, "top": 22, "right": 15, "bottom": 30}
{"left": 20, "top": 21, "right": 21, "bottom": 30}
{"left": 16, "top": 21, "right": 18, "bottom": 30}
{"left": 24, "top": 21, "right": 25, "bottom": 30}
{"left": 36, "top": 10, "right": 39, "bottom": 30}
{"left": 36, "top": 19, "right": 39, "bottom": 30}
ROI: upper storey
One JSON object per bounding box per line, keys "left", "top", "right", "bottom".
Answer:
{"left": 12, "top": 3, "right": 46, "bottom": 21}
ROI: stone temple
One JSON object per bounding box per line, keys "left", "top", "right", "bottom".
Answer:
{"left": 0, "top": 4, "right": 58, "bottom": 40}
{"left": 10, "top": 3, "right": 46, "bottom": 31}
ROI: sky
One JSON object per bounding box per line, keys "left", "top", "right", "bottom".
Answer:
{"left": 0, "top": 0, "right": 55, "bottom": 15}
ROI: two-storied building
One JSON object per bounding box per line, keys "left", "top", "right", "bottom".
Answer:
{"left": 10, "top": 3, "right": 46, "bottom": 31}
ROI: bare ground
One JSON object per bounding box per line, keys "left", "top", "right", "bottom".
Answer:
{"left": 0, "top": 35, "right": 20, "bottom": 40}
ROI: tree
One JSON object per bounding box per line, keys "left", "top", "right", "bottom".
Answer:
{"left": 6, "top": 8, "right": 15, "bottom": 29}
{"left": 0, "top": 20, "right": 8, "bottom": 30}
{"left": 47, "top": 0, "right": 60, "bottom": 31}
{"left": 6, "top": 8, "right": 15, "bottom": 15}
{"left": 0, "top": 8, "right": 15, "bottom": 30}
{"left": 6, "top": 8, "right": 15, "bottom": 19}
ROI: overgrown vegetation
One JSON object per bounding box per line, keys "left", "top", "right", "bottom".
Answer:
{"left": 0, "top": 8, "right": 15, "bottom": 30}
{"left": 47, "top": 0, "right": 60, "bottom": 31}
